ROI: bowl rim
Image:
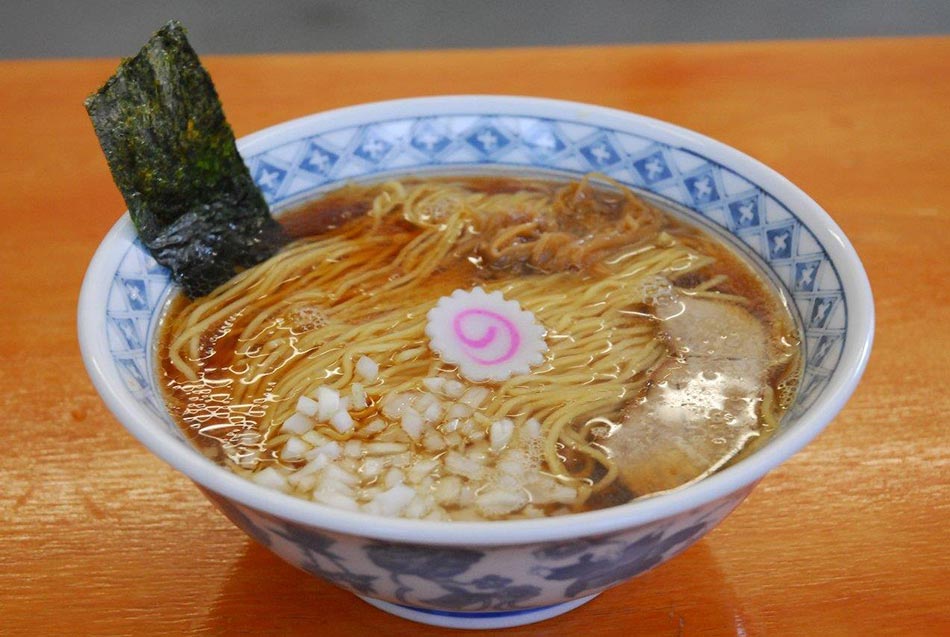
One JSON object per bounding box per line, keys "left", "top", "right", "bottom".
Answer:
{"left": 78, "top": 95, "right": 874, "bottom": 545}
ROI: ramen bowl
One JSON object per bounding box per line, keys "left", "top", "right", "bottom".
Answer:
{"left": 78, "top": 96, "right": 873, "bottom": 629}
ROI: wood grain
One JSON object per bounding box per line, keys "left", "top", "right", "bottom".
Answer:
{"left": 1, "top": 37, "right": 947, "bottom": 636}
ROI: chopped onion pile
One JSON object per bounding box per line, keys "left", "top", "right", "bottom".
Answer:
{"left": 243, "top": 356, "right": 577, "bottom": 520}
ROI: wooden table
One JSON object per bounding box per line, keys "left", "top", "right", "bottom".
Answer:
{"left": 1, "top": 37, "right": 947, "bottom": 636}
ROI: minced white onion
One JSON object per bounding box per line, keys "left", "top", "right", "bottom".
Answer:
{"left": 400, "top": 409, "right": 424, "bottom": 440}
{"left": 365, "top": 483, "right": 415, "bottom": 517}
{"left": 280, "top": 413, "right": 313, "bottom": 435}
{"left": 279, "top": 436, "right": 310, "bottom": 461}
{"left": 296, "top": 395, "right": 319, "bottom": 417}
{"left": 316, "top": 386, "right": 340, "bottom": 421}
{"left": 251, "top": 467, "right": 290, "bottom": 492}
{"left": 329, "top": 409, "right": 354, "bottom": 434}
{"left": 356, "top": 355, "right": 379, "bottom": 382}
{"left": 490, "top": 419, "right": 515, "bottom": 452}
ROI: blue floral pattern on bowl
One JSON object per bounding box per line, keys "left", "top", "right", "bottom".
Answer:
{"left": 203, "top": 485, "right": 750, "bottom": 614}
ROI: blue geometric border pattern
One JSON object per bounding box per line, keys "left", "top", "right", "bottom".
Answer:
{"left": 105, "top": 242, "right": 181, "bottom": 438}
{"left": 107, "top": 113, "right": 845, "bottom": 427}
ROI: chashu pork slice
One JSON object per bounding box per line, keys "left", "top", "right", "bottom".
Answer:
{"left": 605, "top": 294, "right": 770, "bottom": 495}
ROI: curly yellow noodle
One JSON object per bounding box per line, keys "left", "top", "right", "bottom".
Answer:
{"left": 160, "top": 177, "right": 794, "bottom": 512}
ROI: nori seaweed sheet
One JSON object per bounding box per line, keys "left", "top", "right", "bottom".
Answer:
{"left": 85, "top": 20, "right": 287, "bottom": 297}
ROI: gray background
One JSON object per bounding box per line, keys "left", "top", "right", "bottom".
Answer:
{"left": 2, "top": 0, "right": 948, "bottom": 59}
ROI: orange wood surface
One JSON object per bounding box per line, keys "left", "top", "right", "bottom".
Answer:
{"left": 1, "top": 37, "right": 948, "bottom": 636}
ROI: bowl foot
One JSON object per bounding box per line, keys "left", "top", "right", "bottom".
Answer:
{"left": 356, "top": 594, "right": 599, "bottom": 629}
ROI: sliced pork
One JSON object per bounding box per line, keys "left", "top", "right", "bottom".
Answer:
{"left": 605, "top": 295, "right": 770, "bottom": 495}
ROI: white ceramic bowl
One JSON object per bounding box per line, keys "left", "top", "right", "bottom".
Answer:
{"left": 78, "top": 96, "right": 873, "bottom": 629}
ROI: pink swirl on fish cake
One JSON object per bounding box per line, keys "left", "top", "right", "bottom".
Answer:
{"left": 452, "top": 308, "right": 521, "bottom": 365}
{"left": 426, "top": 287, "right": 547, "bottom": 382}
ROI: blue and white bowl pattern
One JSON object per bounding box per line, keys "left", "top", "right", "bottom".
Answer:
{"left": 86, "top": 98, "right": 870, "bottom": 628}
{"left": 203, "top": 484, "right": 751, "bottom": 624}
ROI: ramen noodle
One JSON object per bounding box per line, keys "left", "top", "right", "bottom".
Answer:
{"left": 158, "top": 175, "right": 801, "bottom": 520}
